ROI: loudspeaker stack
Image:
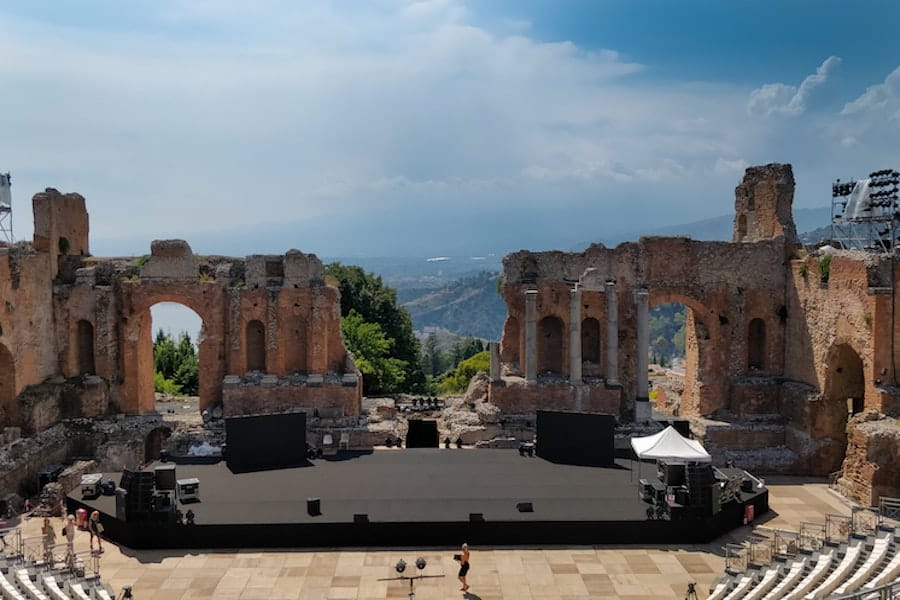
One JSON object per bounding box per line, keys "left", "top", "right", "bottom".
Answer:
{"left": 686, "top": 463, "right": 715, "bottom": 514}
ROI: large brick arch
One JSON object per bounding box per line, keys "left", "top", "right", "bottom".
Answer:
{"left": 819, "top": 343, "right": 866, "bottom": 472}
{"left": 648, "top": 290, "right": 725, "bottom": 416}
{"left": 120, "top": 282, "right": 227, "bottom": 414}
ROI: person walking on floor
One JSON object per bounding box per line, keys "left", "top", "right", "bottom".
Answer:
{"left": 41, "top": 517, "right": 56, "bottom": 564}
{"left": 88, "top": 510, "right": 103, "bottom": 553}
{"left": 63, "top": 514, "right": 76, "bottom": 566}
{"left": 456, "top": 542, "right": 471, "bottom": 592}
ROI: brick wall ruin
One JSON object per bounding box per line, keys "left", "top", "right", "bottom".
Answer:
{"left": 0, "top": 188, "right": 362, "bottom": 442}
{"left": 490, "top": 163, "right": 900, "bottom": 501}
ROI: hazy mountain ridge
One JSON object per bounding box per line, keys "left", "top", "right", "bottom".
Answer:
{"left": 399, "top": 271, "right": 506, "bottom": 340}
{"left": 398, "top": 207, "right": 833, "bottom": 341}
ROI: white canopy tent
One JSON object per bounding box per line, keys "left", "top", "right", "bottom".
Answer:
{"left": 631, "top": 425, "right": 711, "bottom": 464}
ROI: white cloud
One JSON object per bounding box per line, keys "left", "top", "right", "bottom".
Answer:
{"left": 841, "top": 66, "right": 900, "bottom": 115}
{"left": 747, "top": 56, "right": 841, "bottom": 117}
{"left": 0, "top": 4, "right": 890, "bottom": 254}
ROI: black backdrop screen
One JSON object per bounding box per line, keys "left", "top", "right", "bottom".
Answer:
{"left": 536, "top": 410, "right": 615, "bottom": 467}
{"left": 225, "top": 412, "right": 307, "bottom": 472}
{"left": 406, "top": 420, "right": 438, "bottom": 448}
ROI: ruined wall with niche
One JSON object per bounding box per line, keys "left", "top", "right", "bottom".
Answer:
{"left": 498, "top": 229, "right": 790, "bottom": 418}
{"left": 0, "top": 189, "right": 362, "bottom": 438}
{"left": 493, "top": 163, "right": 900, "bottom": 490}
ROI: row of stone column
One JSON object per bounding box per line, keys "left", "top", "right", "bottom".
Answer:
{"left": 517, "top": 282, "right": 650, "bottom": 394}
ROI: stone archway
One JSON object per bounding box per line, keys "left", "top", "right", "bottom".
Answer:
{"left": 820, "top": 344, "right": 865, "bottom": 471}
{"left": 76, "top": 319, "right": 95, "bottom": 375}
{"left": 0, "top": 344, "right": 16, "bottom": 427}
{"left": 538, "top": 316, "right": 564, "bottom": 375}
{"left": 144, "top": 426, "right": 171, "bottom": 462}
{"left": 120, "top": 283, "right": 225, "bottom": 415}
{"left": 649, "top": 292, "right": 721, "bottom": 416}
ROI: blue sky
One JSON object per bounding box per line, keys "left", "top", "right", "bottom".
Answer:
{"left": 1, "top": 0, "right": 898, "bottom": 257}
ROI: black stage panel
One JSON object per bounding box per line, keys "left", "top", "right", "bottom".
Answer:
{"left": 225, "top": 412, "right": 306, "bottom": 472}
{"left": 406, "top": 420, "right": 438, "bottom": 448}
{"left": 536, "top": 410, "right": 615, "bottom": 466}
{"left": 67, "top": 449, "right": 768, "bottom": 550}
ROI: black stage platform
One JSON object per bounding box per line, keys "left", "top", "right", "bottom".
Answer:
{"left": 67, "top": 449, "right": 768, "bottom": 549}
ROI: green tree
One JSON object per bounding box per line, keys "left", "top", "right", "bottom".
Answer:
{"left": 325, "top": 262, "right": 425, "bottom": 392}
{"left": 439, "top": 350, "right": 490, "bottom": 394}
{"left": 153, "top": 329, "right": 200, "bottom": 396}
{"left": 341, "top": 310, "right": 407, "bottom": 394}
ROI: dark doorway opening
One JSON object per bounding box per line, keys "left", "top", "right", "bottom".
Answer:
{"left": 406, "top": 420, "right": 439, "bottom": 448}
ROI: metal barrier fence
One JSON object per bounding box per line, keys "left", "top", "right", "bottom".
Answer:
{"left": 880, "top": 497, "right": 900, "bottom": 527}
{"left": 852, "top": 506, "right": 879, "bottom": 536}
{"left": 725, "top": 543, "right": 749, "bottom": 573}
{"left": 748, "top": 536, "right": 774, "bottom": 566}
{"left": 826, "top": 514, "right": 852, "bottom": 544}
{"left": 799, "top": 522, "right": 826, "bottom": 551}
{"left": 7, "top": 531, "right": 100, "bottom": 580}
{"left": 774, "top": 529, "right": 801, "bottom": 556}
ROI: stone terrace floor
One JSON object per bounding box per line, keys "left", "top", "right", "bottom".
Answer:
{"left": 12, "top": 477, "right": 852, "bottom": 599}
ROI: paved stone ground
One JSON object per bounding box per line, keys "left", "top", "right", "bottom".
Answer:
{"left": 10, "top": 477, "right": 852, "bottom": 599}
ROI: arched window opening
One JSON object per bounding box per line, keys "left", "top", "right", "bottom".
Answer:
{"left": 581, "top": 317, "right": 601, "bottom": 364}
{"left": 76, "top": 320, "right": 95, "bottom": 375}
{"left": 537, "top": 316, "right": 564, "bottom": 375}
{"left": 748, "top": 318, "right": 766, "bottom": 370}
{"left": 285, "top": 318, "right": 308, "bottom": 374}
{"left": 246, "top": 320, "right": 266, "bottom": 372}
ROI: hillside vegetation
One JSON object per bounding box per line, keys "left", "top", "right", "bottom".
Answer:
{"left": 399, "top": 271, "right": 506, "bottom": 340}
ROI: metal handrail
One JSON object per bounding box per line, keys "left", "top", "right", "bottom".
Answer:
{"left": 828, "top": 469, "right": 844, "bottom": 491}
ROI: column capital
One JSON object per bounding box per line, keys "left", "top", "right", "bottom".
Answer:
{"left": 632, "top": 287, "right": 649, "bottom": 303}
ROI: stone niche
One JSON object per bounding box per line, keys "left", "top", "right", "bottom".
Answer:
{"left": 140, "top": 239, "right": 199, "bottom": 280}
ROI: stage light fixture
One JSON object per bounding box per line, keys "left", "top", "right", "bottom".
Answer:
{"left": 416, "top": 557, "right": 427, "bottom": 570}
{"left": 395, "top": 559, "right": 407, "bottom": 574}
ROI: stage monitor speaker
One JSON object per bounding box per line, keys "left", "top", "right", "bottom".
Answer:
{"left": 469, "top": 513, "right": 484, "bottom": 523}
{"left": 353, "top": 513, "right": 369, "bottom": 524}
{"left": 307, "top": 497, "right": 321, "bottom": 517}
{"left": 154, "top": 464, "right": 176, "bottom": 490}
{"left": 516, "top": 502, "right": 534, "bottom": 513}
{"left": 535, "top": 410, "right": 615, "bottom": 466}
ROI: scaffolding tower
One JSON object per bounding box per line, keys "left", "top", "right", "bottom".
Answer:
{"left": 0, "top": 173, "right": 11, "bottom": 245}
{"left": 831, "top": 168, "right": 900, "bottom": 253}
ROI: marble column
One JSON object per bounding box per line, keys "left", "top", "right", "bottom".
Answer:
{"left": 489, "top": 341, "right": 501, "bottom": 382}
{"left": 633, "top": 287, "right": 651, "bottom": 422}
{"left": 605, "top": 280, "right": 619, "bottom": 385}
{"left": 569, "top": 285, "right": 582, "bottom": 384}
{"left": 525, "top": 289, "right": 538, "bottom": 383}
